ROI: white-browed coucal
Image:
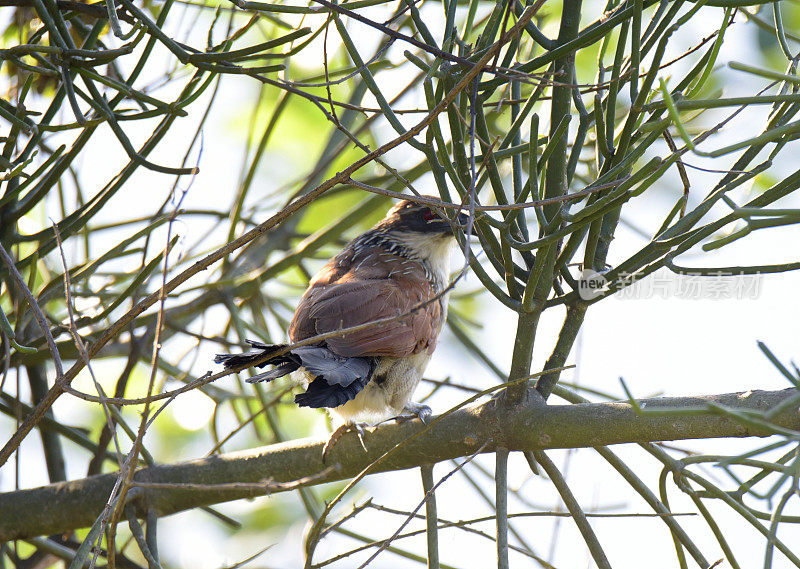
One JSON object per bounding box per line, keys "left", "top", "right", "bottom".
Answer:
{"left": 215, "top": 199, "right": 466, "bottom": 452}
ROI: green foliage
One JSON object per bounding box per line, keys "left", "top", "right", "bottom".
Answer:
{"left": 2, "top": 0, "right": 800, "bottom": 567}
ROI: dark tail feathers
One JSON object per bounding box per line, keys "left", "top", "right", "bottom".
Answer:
{"left": 295, "top": 375, "right": 370, "bottom": 408}
{"left": 214, "top": 341, "right": 302, "bottom": 382}
{"left": 215, "top": 341, "right": 376, "bottom": 408}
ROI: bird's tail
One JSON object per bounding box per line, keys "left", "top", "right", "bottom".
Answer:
{"left": 214, "top": 340, "right": 302, "bottom": 382}
{"left": 215, "top": 341, "right": 376, "bottom": 407}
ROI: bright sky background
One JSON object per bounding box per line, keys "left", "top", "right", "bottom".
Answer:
{"left": 2, "top": 1, "right": 800, "bottom": 567}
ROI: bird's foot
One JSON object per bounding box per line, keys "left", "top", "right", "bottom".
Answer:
{"left": 321, "top": 422, "right": 369, "bottom": 463}
{"left": 394, "top": 401, "right": 432, "bottom": 424}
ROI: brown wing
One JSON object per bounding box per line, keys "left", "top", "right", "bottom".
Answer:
{"left": 288, "top": 247, "right": 442, "bottom": 358}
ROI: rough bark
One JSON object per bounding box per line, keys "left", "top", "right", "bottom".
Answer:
{"left": 1, "top": 387, "right": 797, "bottom": 540}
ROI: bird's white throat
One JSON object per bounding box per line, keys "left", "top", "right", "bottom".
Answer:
{"left": 387, "top": 231, "right": 456, "bottom": 291}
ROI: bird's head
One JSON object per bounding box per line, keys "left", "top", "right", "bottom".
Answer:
{"left": 370, "top": 198, "right": 468, "bottom": 269}
{"left": 377, "top": 199, "right": 469, "bottom": 237}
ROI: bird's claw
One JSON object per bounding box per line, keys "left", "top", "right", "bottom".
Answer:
{"left": 321, "top": 422, "right": 368, "bottom": 463}
{"left": 396, "top": 402, "right": 432, "bottom": 424}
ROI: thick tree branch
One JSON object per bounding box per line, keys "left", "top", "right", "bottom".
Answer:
{"left": 1, "top": 387, "right": 797, "bottom": 540}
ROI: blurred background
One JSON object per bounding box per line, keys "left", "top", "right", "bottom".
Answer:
{"left": 2, "top": 0, "right": 800, "bottom": 567}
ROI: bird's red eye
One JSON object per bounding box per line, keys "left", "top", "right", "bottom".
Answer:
{"left": 423, "top": 208, "right": 438, "bottom": 222}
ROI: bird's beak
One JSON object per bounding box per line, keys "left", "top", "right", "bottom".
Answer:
{"left": 429, "top": 209, "right": 471, "bottom": 235}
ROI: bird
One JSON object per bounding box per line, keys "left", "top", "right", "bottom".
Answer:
{"left": 215, "top": 198, "right": 467, "bottom": 457}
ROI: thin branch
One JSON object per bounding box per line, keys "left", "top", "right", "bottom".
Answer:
{"left": 0, "top": 243, "right": 64, "bottom": 379}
